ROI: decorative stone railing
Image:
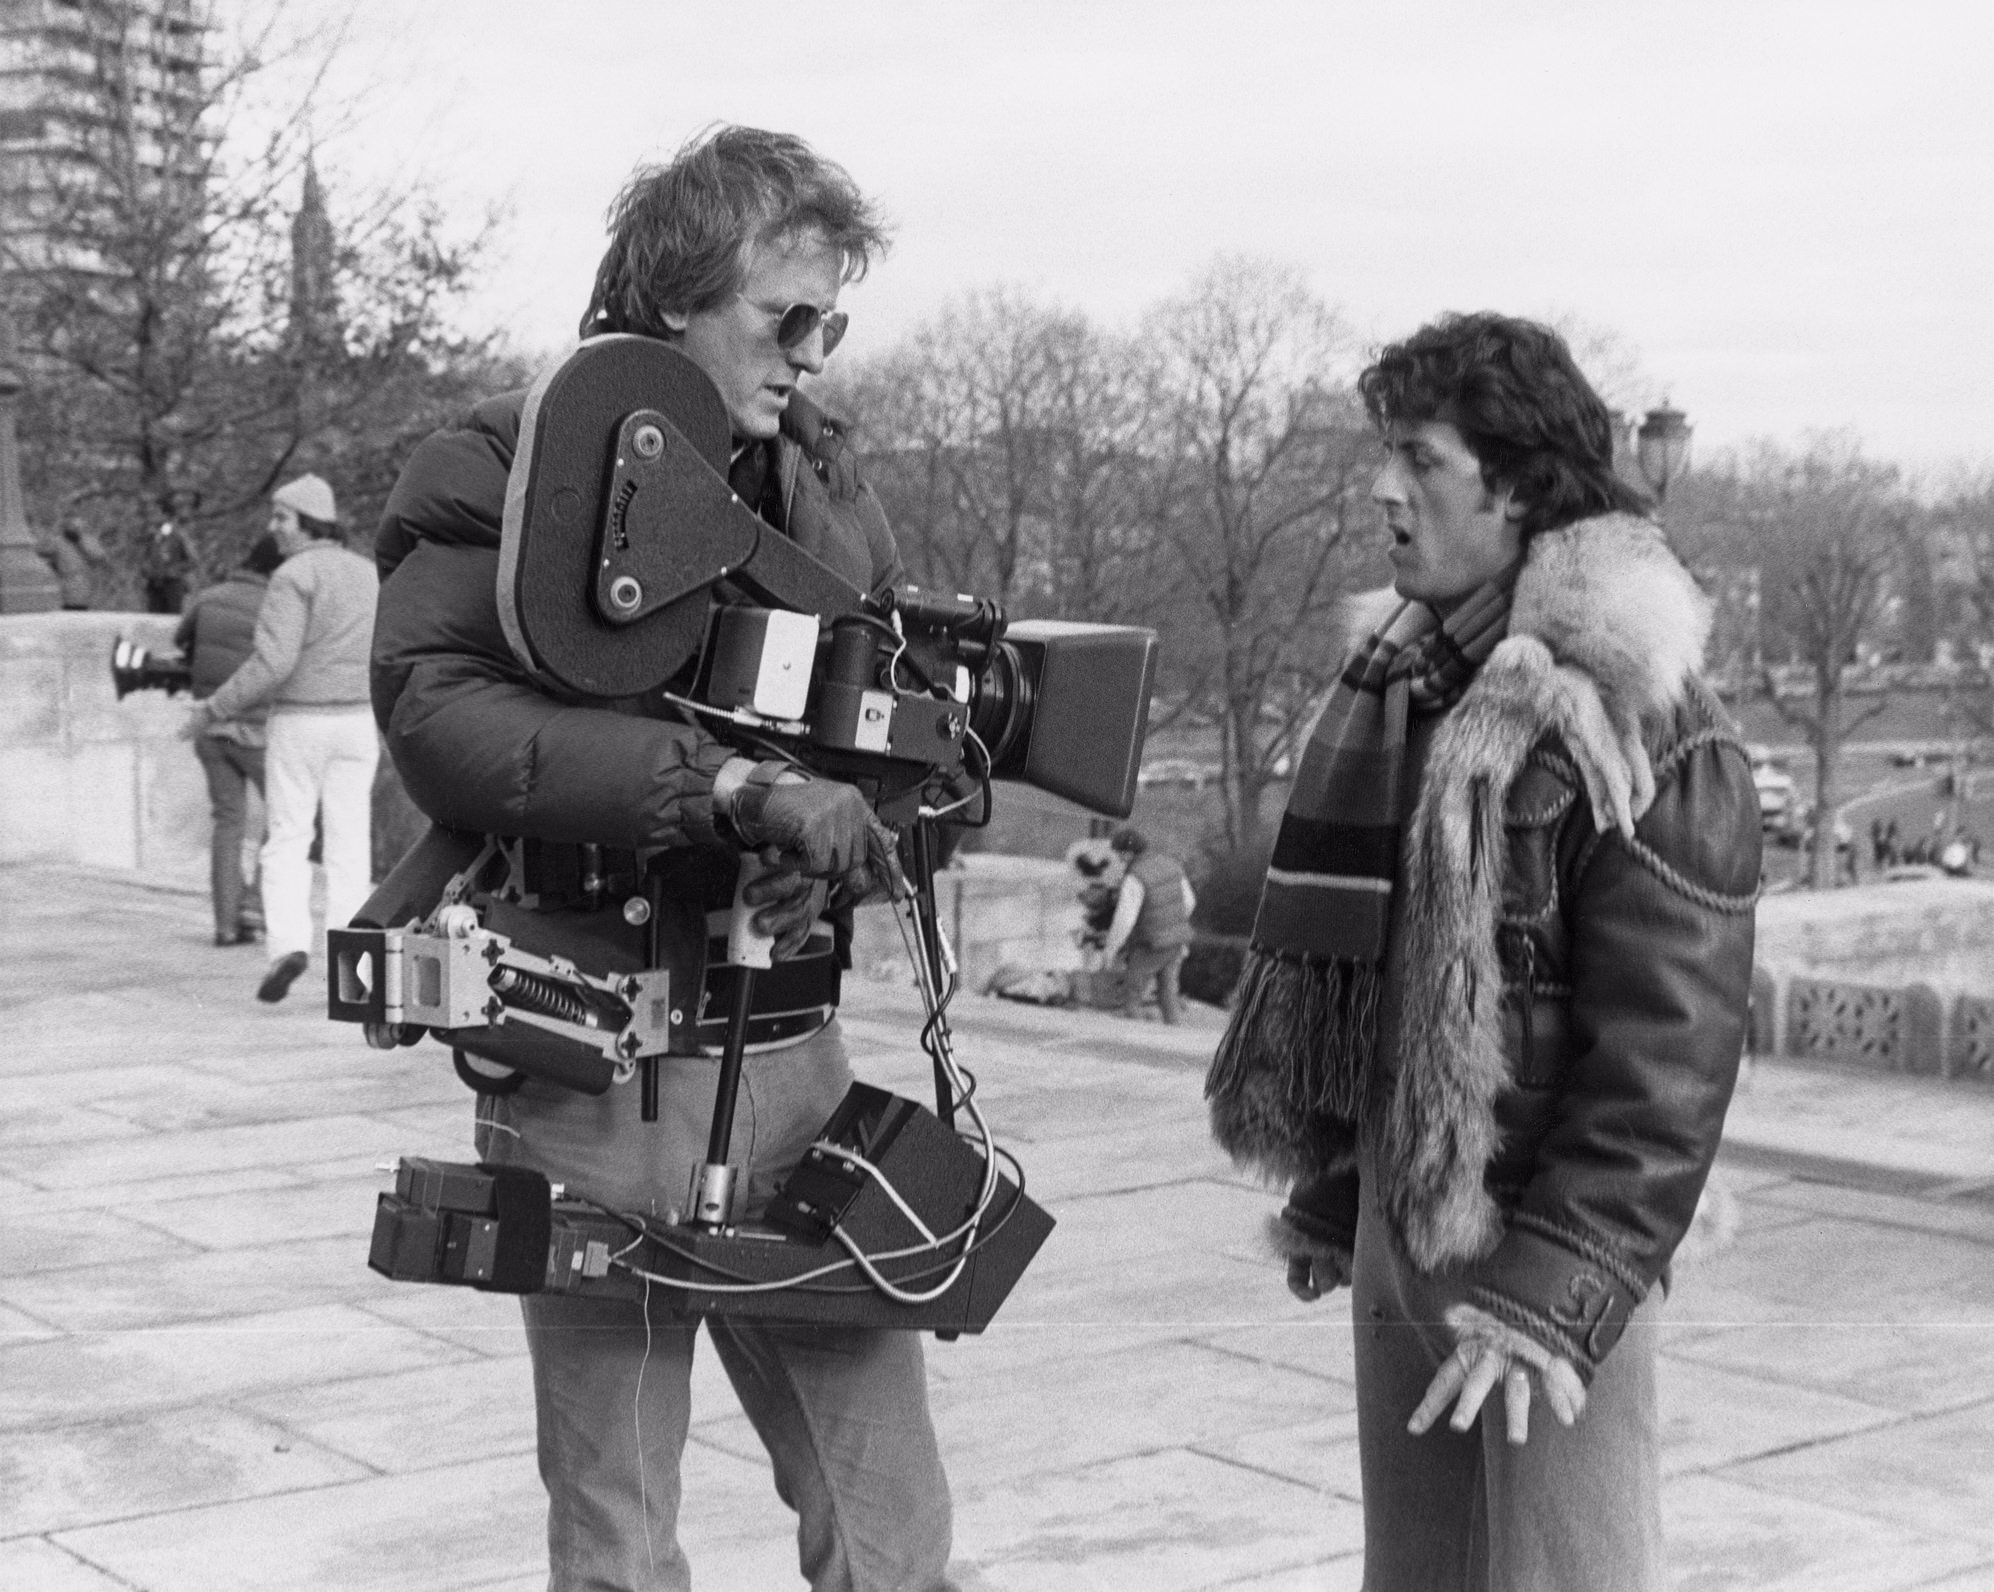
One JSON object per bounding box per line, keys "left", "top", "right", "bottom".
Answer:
{"left": 1750, "top": 879, "right": 1994, "bottom": 1082}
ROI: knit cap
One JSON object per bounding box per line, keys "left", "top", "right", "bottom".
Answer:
{"left": 273, "top": 473, "right": 337, "bottom": 524}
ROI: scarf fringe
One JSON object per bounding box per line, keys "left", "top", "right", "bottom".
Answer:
{"left": 1205, "top": 946, "right": 1379, "bottom": 1180}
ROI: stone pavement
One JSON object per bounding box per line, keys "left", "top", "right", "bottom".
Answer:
{"left": 2, "top": 863, "right": 1990, "bottom": 1592}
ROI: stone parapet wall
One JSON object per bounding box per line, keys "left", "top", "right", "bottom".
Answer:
{"left": 849, "top": 854, "right": 1085, "bottom": 996}
{"left": 1751, "top": 879, "right": 1994, "bottom": 1083}
{"left": 0, "top": 610, "right": 207, "bottom": 889}
{"left": 1755, "top": 879, "right": 1994, "bottom": 989}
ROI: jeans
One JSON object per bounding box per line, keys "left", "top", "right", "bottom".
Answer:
{"left": 260, "top": 708, "right": 378, "bottom": 962}
{"left": 1350, "top": 1180, "right": 1663, "bottom": 1592}
{"left": 192, "top": 732, "right": 265, "bottom": 938}
{"left": 1119, "top": 943, "right": 1187, "bottom": 1023}
{"left": 481, "top": 1020, "right": 956, "bottom": 1592}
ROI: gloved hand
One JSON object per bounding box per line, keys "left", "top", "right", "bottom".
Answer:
{"left": 1286, "top": 1250, "right": 1351, "bottom": 1302}
{"left": 739, "top": 864, "right": 825, "bottom": 961}
{"left": 726, "top": 768, "right": 901, "bottom": 901}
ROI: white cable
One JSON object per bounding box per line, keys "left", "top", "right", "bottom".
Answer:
{"left": 805, "top": 1141, "right": 939, "bottom": 1244}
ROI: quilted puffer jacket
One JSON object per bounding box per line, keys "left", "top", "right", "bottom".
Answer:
{"left": 369, "top": 381, "right": 900, "bottom": 1056}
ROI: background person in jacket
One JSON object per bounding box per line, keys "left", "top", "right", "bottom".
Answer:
{"left": 175, "top": 532, "right": 286, "bottom": 945}
{"left": 39, "top": 521, "right": 112, "bottom": 609}
{"left": 190, "top": 474, "right": 379, "bottom": 1004}
{"left": 1205, "top": 313, "right": 1759, "bottom": 1592}
{"left": 371, "top": 128, "right": 956, "bottom": 1592}
{"left": 1098, "top": 826, "right": 1195, "bottom": 1022}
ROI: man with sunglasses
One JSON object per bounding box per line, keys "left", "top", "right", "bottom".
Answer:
{"left": 372, "top": 127, "right": 958, "bottom": 1591}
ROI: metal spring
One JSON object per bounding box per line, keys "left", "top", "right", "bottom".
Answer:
{"left": 489, "top": 966, "right": 598, "bottom": 1028}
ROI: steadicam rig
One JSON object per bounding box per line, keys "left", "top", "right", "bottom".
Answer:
{"left": 332, "top": 337, "right": 1158, "bottom": 1332}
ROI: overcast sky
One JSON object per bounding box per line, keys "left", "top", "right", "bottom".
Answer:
{"left": 250, "top": 0, "right": 1991, "bottom": 481}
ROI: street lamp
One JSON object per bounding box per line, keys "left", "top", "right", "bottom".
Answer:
{"left": 1636, "top": 400, "right": 1693, "bottom": 506}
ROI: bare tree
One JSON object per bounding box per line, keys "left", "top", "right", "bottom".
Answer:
{"left": 839, "top": 288, "right": 1174, "bottom": 624}
{"left": 1143, "top": 257, "right": 1372, "bottom": 852}
{"left": 6, "top": 2, "right": 502, "bottom": 590}
{"left": 1716, "top": 436, "right": 1910, "bottom": 887}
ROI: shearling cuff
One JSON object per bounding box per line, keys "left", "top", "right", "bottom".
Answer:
{"left": 1465, "top": 1221, "right": 1645, "bottom": 1383}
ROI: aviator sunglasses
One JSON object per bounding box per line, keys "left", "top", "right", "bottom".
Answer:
{"left": 760, "top": 299, "right": 849, "bottom": 356}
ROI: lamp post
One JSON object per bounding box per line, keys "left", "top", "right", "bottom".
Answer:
{"left": 1635, "top": 400, "right": 1693, "bottom": 507}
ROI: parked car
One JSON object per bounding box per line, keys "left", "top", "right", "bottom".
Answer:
{"left": 1137, "top": 757, "right": 1214, "bottom": 790}
{"left": 1748, "top": 747, "right": 1798, "bottom": 835}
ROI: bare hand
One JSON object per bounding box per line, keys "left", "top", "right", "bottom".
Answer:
{"left": 1407, "top": 1335, "right": 1585, "bottom": 1447}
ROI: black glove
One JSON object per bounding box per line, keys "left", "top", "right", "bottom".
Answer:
{"left": 739, "top": 865, "right": 824, "bottom": 961}
{"left": 728, "top": 771, "right": 899, "bottom": 899}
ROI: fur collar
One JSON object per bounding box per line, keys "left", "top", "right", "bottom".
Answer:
{"left": 1377, "top": 511, "right": 1709, "bottom": 1269}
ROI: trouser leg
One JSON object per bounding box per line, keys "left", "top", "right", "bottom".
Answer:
{"left": 1351, "top": 1205, "right": 1485, "bottom": 1592}
{"left": 709, "top": 1321, "right": 955, "bottom": 1592}
{"left": 488, "top": 1023, "right": 956, "bottom": 1589}
{"left": 1352, "top": 1189, "right": 1666, "bottom": 1592}
{"left": 260, "top": 714, "right": 322, "bottom": 961}
{"left": 1118, "top": 944, "right": 1174, "bottom": 1019}
{"left": 239, "top": 746, "right": 268, "bottom": 930}
{"left": 521, "top": 1289, "right": 697, "bottom": 1592}
{"left": 1155, "top": 946, "right": 1186, "bottom": 1024}
{"left": 195, "top": 734, "right": 249, "bottom": 938}
{"left": 1481, "top": 1302, "right": 1664, "bottom": 1592}
{"left": 317, "top": 711, "right": 380, "bottom": 934}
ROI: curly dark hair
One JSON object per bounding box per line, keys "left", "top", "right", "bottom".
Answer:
{"left": 1358, "top": 312, "right": 1650, "bottom": 539}
{"left": 580, "top": 125, "right": 890, "bottom": 342}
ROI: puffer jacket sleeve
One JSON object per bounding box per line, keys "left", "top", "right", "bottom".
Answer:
{"left": 371, "top": 404, "right": 736, "bottom": 853}
{"left": 1464, "top": 726, "right": 1760, "bottom": 1379}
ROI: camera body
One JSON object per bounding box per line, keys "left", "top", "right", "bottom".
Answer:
{"left": 109, "top": 636, "right": 191, "bottom": 699}
{"left": 500, "top": 336, "right": 1158, "bottom": 824}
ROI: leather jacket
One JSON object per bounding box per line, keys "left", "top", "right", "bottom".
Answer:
{"left": 1274, "top": 516, "right": 1761, "bottom": 1381}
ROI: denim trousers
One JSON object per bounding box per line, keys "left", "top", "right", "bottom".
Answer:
{"left": 192, "top": 731, "right": 265, "bottom": 937}
{"left": 1350, "top": 1181, "right": 1663, "bottom": 1592}
{"left": 1119, "top": 943, "right": 1187, "bottom": 1023}
{"left": 260, "top": 708, "right": 377, "bottom": 961}
{"left": 481, "top": 1020, "right": 957, "bottom": 1592}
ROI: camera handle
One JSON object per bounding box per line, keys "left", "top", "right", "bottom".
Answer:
{"left": 689, "top": 857, "right": 777, "bottom": 1228}
{"left": 902, "top": 822, "right": 955, "bottom": 1130}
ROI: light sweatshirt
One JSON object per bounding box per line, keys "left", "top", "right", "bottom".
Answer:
{"left": 205, "top": 541, "right": 378, "bottom": 720}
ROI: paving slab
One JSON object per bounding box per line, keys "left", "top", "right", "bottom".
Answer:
{"left": 0, "top": 1304, "right": 474, "bottom": 1433}
{"left": 1664, "top": 1320, "right": 1994, "bottom": 1418}
{"left": 956, "top": 1447, "right": 1363, "bottom": 1592}
{"left": 1663, "top": 1472, "right": 1986, "bottom": 1591}
{"left": 1657, "top": 1354, "right": 1897, "bottom": 1475}
{"left": 6, "top": 864, "right": 1994, "bottom": 1589}
{"left": 0, "top": 1537, "right": 134, "bottom": 1591}
{"left": 49, "top": 1453, "right": 548, "bottom": 1592}
{"left": 1724, "top": 1399, "right": 1994, "bottom": 1547}
{"left": 0, "top": 1233, "right": 384, "bottom": 1333}
{"left": 0, "top": 1406, "right": 373, "bottom": 1538}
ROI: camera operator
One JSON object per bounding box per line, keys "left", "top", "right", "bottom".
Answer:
{"left": 370, "top": 128, "right": 956, "bottom": 1592}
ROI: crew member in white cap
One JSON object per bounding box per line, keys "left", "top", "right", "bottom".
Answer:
{"left": 192, "top": 473, "right": 380, "bottom": 1002}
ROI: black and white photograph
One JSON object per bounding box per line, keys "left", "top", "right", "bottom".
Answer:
{"left": 1, "top": 2, "right": 1989, "bottom": 1588}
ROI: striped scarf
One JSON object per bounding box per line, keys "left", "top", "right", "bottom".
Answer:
{"left": 1206, "top": 575, "right": 1515, "bottom": 1141}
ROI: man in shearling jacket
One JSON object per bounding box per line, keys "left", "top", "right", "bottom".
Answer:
{"left": 371, "top": 129, "right": 956, "bottom": 1592}
{"left": 1206, "top": 312, "right": 1759, "bottom": 1591}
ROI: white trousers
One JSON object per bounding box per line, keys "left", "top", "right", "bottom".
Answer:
{"left": 260, "top": 708, "right": 379, "bottom": 962}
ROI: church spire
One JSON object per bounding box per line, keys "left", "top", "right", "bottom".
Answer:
{"left": 288, "top": 151, "right": 338, "bottom": 354}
